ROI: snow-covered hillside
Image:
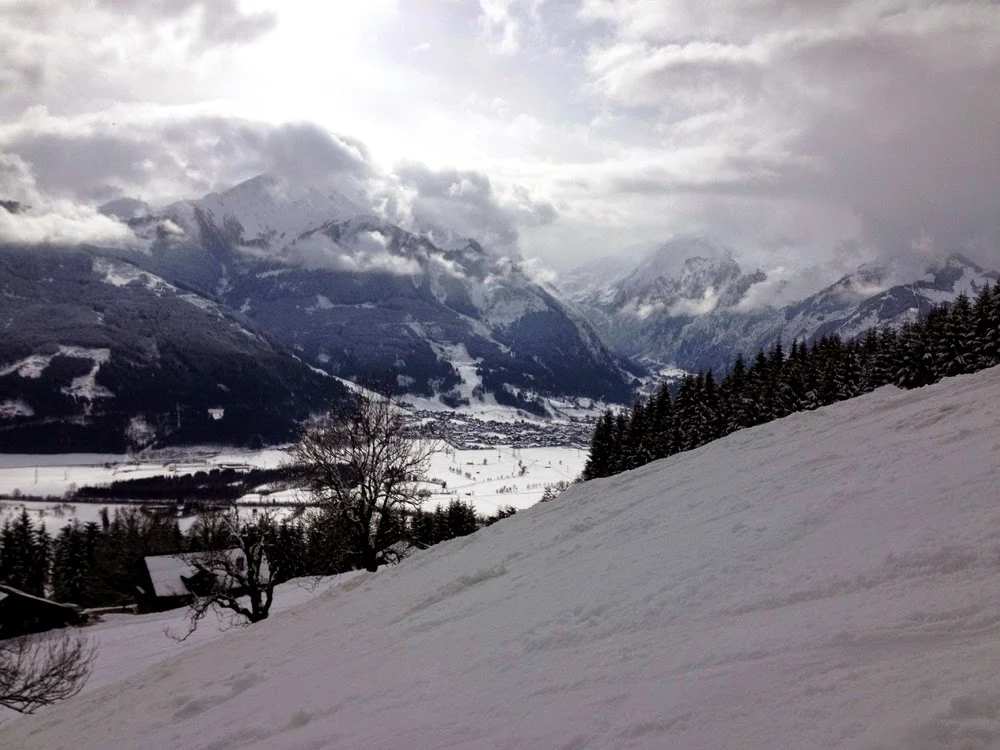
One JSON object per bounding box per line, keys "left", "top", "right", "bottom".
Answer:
{"left": 0, "top": 247, "right": 348, "bottom": 452}
{"left": 5, "top": 368, "right": 1000, "bottom": 749}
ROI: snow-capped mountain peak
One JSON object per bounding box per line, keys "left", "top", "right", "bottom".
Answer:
{"left": 98, "top": 197, "right": 152, "bottom": 221}
{"left": 183, "top": 174, "right": 368, "bottom": 253}
{"left": 593, "top": 238, "right": 761, "bottom": 317}
{"left": 561, "top": 244, "right": 1000, "bottom": 374}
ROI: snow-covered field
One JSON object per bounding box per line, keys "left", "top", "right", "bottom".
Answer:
{"left": 424, "top": 445, "right": 583, "bottom": 512}
{"left": 0, "top": 574, "right": 362, "bottom": 725}
{"left": 0, "top": 448, "right": 289, "bottom": 499}
{"left": 0, "top": 445, "right": 586, "bottom": 533}
{"left": 4, "top": 367, "right": 1000, "bottom": 749}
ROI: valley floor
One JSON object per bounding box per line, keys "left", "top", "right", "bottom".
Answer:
{"left": 3, "top": 368, "right": 1000, "bottom": 749}
{"left": 0, "top": 444, "right": 587, "bottom": 534}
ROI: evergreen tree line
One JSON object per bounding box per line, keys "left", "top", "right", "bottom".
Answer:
{"left": 0, "top": 498, "right": 517, "bottom": 609}
{"left": 584, "top": 284, "right": 1000, "bottom": 480}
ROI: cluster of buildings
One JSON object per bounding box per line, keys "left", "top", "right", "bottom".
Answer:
{"left": 409, "top": 410, "right": 595, "bottom": 450}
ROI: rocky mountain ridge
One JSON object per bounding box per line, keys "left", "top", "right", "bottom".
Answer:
{"left": 0, "top": 176, "right": 637, "bottom": 450}
{"left": 563, "top": 239, "right": 1000, "bottom": 373}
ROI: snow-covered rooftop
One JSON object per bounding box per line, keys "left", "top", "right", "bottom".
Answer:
{"left": 144, "top": 550, "right": 261, "bottom": 599}
{"left": 143, "top": 554, "right": 201, "bottom": 598}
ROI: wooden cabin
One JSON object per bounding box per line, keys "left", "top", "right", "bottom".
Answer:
{"left": 0, "top": 585, "right": 88, "bottom": 638}
{"left": 139, "top": 550, "right": 265, "bottom": 613}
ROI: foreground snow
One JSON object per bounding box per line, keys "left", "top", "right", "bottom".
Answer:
{"left": 0, "top": 575, "right": 359, "bottom": 726}
{"left": 5, "top": 368, "right": 1000, "bottom": 749}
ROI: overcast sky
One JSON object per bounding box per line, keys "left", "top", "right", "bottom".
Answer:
{"left": 1, "top": 0, "right": 999, "bottom": 278}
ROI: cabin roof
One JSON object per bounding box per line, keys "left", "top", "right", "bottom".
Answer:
{"left": 144, "top": 554, "right": 201, "bottom": 598}
{"left": 0, "top": 584, "right": 86, "bottom": 636}
{"left": 143, "top": 550, "right": 264, "bottom": 598}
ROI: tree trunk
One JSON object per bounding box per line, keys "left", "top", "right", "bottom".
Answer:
{"left": 361, "top": 548, "right": 378, "bottom": 572}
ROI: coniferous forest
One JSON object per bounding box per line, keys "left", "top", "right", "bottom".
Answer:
{"left": 0, "top": 501, "right": 516, "bottom": 610}
{"left": 583, "top": 284, "right": 1000, "bottom": 480}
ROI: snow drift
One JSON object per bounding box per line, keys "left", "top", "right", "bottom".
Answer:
{"left": 5, "top": 368, "right": 1000, "bottom": 749}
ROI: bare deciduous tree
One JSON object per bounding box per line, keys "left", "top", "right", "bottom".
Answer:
{"left": 292, "top": 389, "right": 436, "bottom": 572}
{"left": 0, "top": 632, "right": 96, "bottom": 714}
{"left": 175, "top": 508, "right": 281, "bottom": 640}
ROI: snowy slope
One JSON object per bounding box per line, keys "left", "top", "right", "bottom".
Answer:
{"left": 5, "top": 368, "right": 1000, "bottom": 749}
{"left": 0, "top": 247, "right": 348, "bottom": 452}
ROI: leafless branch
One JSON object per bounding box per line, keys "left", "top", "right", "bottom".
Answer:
{"left": 291, "top": 388, "right": 437, "bottom": 572}
{"left": 0, "top": 632, "right": 96, "bottom": 714}
{"left": 172, "top": 507, "right": 282, "bottom": 641}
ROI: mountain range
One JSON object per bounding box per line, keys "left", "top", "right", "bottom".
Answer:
{"left": 0, "top": 246, "right": 349, "bottom": 452}
{"left": 0, "top": 176, "right": 637, "bottom": 451}
{"left": 563, "top": 237, "right": 1000, "bottom": 374}
{"left": 3, "top": 174, "right": 996, "bottom": 452}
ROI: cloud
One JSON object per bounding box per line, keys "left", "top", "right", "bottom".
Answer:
{"left": 286, "top": 233, "right": 421, "bottom": 276}
{"left": 0, "top": 106, "right": 559, "bottom": 260}
{"left": 0, "top": 1, "right": 276, "bottom": 118}
{"left": 93, "top": 0, "right": 277, "bottom": 49}
{"left": 426, "top": 251, "right": 466, "bottom": 279}
{"left": 518, "top": 256, "right": 559, "bottom": 286}
{"left": 391, "top": 162, "right": 557, "bottom": 256}
{"left": 0, "top": 152, "right": 135, "bottom": 247}
{"left": 577, "top": 0, "right": 1000, "bottom": 264}
{"left": 0, "top": 112, "right": 374, "bottom": 205}
{"left": 667, "top": 287, "right": 720, "bottom": 317}
{"left": 0, "top": 203, "right": 134, "bottom": 247}
{"left": 3, "top": 0, "right": 999, "bottom": 280}
{"left": 733, "top": 265, "right": 836, "bottom": 312}
{"left": 158, "top": 218, "right": 185, "bottom": 237}
{"left": 478, "top": 0, "right": 525, "bottom": 55}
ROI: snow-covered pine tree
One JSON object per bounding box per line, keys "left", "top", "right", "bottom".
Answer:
{"left": 582, "top": 410, "right": 616, "bottom": 480}
{"left": 672, "top": 375, "right": 699, "bottom": 451}
{"left": 0, "top": 512, "right": 46, "bottom": 596}
{"left": 445, "top": 499, "right": 478, "bottom": 538}
{"left": 648, "top": 384, "right": 676, "bottom": 461}
{"left": 936, "top": 293, "right": 975, "bottom": 378}
{"left": 722, "top": 354, "right": 755, "bottom": 430}
{"left": 896, "top": 318, "right": 937, "bottom": 389}
{"left": 609, "top": 411, "right": 630, "bottom": 475}
{"left": 52, "top": 523, "right": 91, "bottom": 605}
{"left": 623, "top": 399, "right": 651, "bottom": 470}
{"left": 31, "top": 525, "right": 52, "bottom": 598}
{"left": 698, "top": 370, "right": 724, "bottom": 444}
{"left": 981, "top": 283, "right": 1000, "bottom": 367}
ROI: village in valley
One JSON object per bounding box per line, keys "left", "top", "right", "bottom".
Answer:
{"left": 407, "top": 408, "right": 596, "bottom": 450}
